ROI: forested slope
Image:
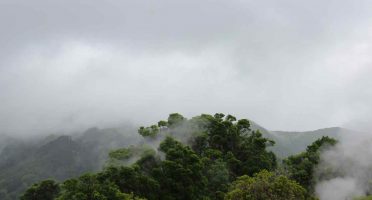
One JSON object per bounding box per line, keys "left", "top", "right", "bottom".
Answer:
{"left": 0, "top": 113, "right": 356, "bottom": 199}
{"left": 0, "top": 127, "right": 140, "bottom": 199}
{"left": 18, "top": 113, "right": 340, "bottom": 200}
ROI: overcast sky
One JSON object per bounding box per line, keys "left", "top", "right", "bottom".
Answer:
{"left": 1, "top": 0, "right": 372, "bottom": 135}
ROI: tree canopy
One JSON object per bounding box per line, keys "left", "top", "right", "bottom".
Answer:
{"left": 21, "top": 113, "right": 340, "bottom": 200}
{"left": 225, "top": 170, "right": 306, "bottom": 200}
{"left": 283, "top": 136, "right": 337, "bottom": 191}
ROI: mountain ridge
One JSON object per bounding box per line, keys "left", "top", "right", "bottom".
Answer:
{"left": 0, "top": 120, "right": 356, "bottom": 199}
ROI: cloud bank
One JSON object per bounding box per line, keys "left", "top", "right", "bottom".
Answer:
{"left": 1, "top": 0, "right": 372, "bottom": 135}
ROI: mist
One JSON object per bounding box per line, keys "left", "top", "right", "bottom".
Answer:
{"left": 315, "top": 131, "right": 372, "bottom": 200}
{"left": 1, "top": 0, "right": 372, "bottom": 137}
{"left": 3, "top": 2, "right": 372, "bottom": 200}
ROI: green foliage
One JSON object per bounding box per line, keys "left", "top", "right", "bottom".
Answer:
{"left": 57, "top": 174, "right": 145, "bottom": 200}
{"left": 125, "top": 113, "right": 277, "bottom": 199}
{"left": 109, "top": 148, "right": 132, "bottom": 160}
{"left": 167, "top": 113, "right": 185, "bottom": 127}
{"left": 157, "top": 120, "right": 168, "bottom": 127}
{"left": 283, "top": 136, "right": 337, "bottom": 191}
{"left": 138, "top": 125, "right": 159, "bottom": 137}
{"left": 154, "top": 137, "right": 208, "bottom": 200}
{"left": 204, "top": 159, "right": 230, "bottom": 199}
{"left": 306, "top": 136, "right": 337, "bottom": 153}
{"left": 98, "top": 166, "right": 159, "bottom": 200}
{"left": 21, "top": 113, "right": 338, "bottom": 200}
{"left": 189, "top": 114, "right": 276, "bottom": 177}
{"left": 107, "top": 145, "right": 156, "bottom": 167}
{"left": 0, "top": 127, "right": 141, "bottom": 199}
{"left": 225, "top": 170, "right": 306, "bottom": 200}
{"left": 136, "top": 113, "right": 277, "bottom": 199}
{"left": 20, "top": 180, "right": 60, "bottom": 200}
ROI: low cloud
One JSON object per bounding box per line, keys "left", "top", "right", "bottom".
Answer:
{"left": 315, "top": 132, "right": 372, "bottom": 199}
{"left": 1, "top": 0, "right": 372, "bottom": 136}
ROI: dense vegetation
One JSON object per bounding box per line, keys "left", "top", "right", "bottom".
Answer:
{"left": 284, "top": 136, "right": 337, "bottom": 190}
{"left": 18, "top": 113, "right": 342, "bottom": 200}
{"left": 0, "top": 127, "right": 141, "bottom": 200}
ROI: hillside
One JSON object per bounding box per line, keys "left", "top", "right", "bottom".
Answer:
{"left": 0, "top": 119, "right": 352, "bottom": 199}
{"left": 269, "top": 127, "right": 341, "bottom": 157}
{"left": 0, "top": 127, "right": 140, "bottom": 200}
{"left": 19, "top": 113, "right": 344, "bottom": 200}
{"left": 249, "top": 123, "right": 348, "bottom": 157}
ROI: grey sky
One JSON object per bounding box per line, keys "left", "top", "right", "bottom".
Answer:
{"left": 1, "top": 0, "right": 372, "bottom": 135}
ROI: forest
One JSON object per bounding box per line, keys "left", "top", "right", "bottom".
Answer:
{"left": 16, "top": 113, "right": 358, "bottom": 200}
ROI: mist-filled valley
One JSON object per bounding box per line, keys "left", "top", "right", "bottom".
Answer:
{"left": 2, "top": 0, "right": 372, "bottom": 200}
{"left": 0, "top": 114, "right": 369, "bottom": 200}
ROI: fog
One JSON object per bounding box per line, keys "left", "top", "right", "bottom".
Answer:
{"left": 315, "top": 131, "right": 372, "bottom": 200}
{"left": 1, "top": 0, "right": 372, "bottom": 136}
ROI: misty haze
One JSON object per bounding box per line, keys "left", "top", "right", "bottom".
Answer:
{"left": 1, "top": 1, "right": 372, "bottom": 200}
